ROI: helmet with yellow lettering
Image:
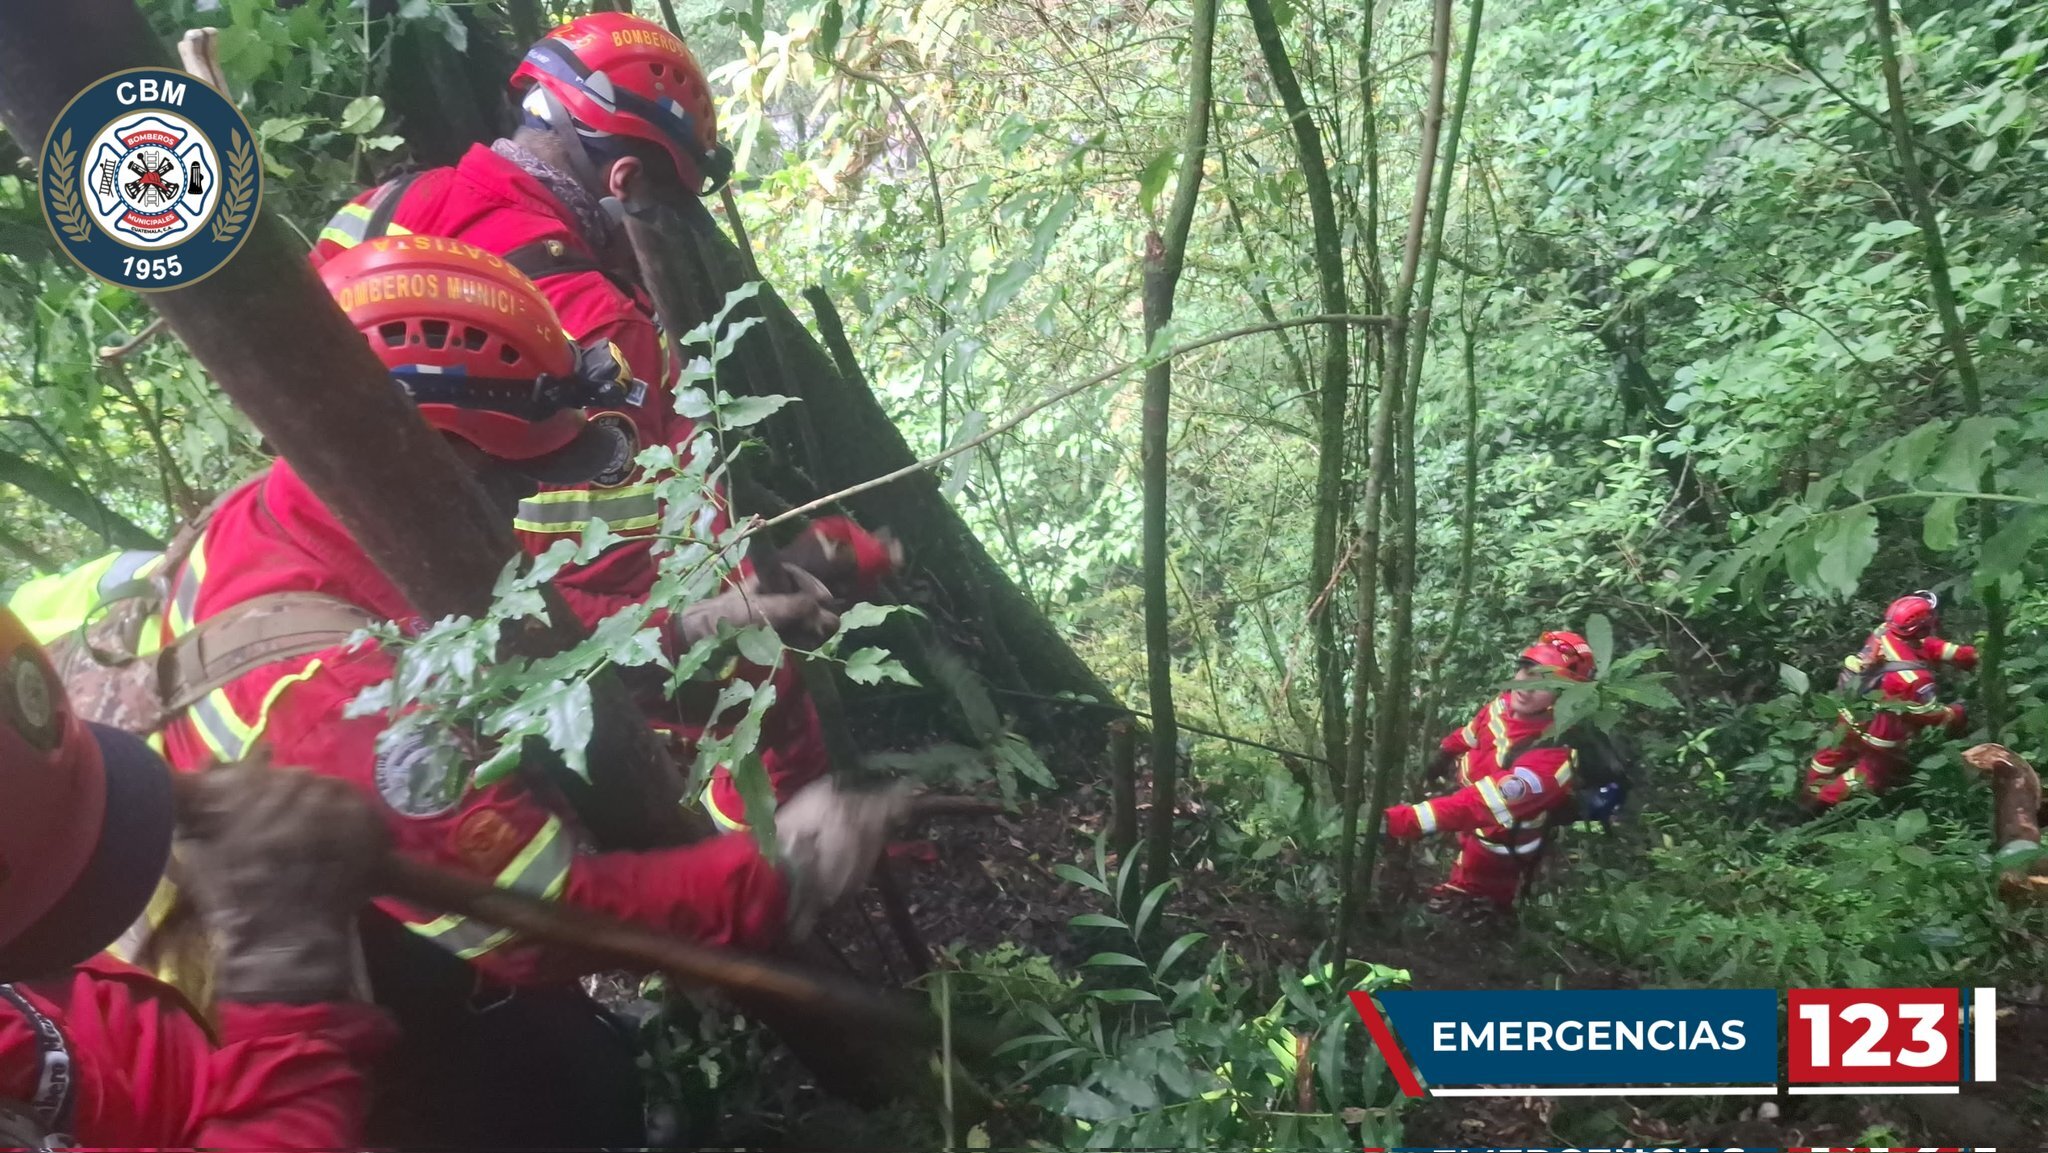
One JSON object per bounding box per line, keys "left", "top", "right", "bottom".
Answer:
{"left": 510, "top": 12, "right": 732, "bottom": 195}
{"left": 320, "top": 235, "right": 633, "bottom": 481}
{"left": 0, "top": 605, "right": 174, "bottom": 980}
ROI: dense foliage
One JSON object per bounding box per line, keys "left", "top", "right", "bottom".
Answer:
{"left": 4, "top": 0, "right": 2046, "bottom": 1143}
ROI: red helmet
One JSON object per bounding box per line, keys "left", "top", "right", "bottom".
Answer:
{"left": 1521, "top": 629, "right": 1596, "bottom": 682}
{"left": 510, "top": 13, "right": 733, "bottom": 195}
{"left": 320, "top": 235, "right": 624, "bottom": 482}
{"left": 0, "top": 607, "right": 173, "bottom": 979}
{"left": 1884, "top": 590, "right": 1940, "bottom": 638}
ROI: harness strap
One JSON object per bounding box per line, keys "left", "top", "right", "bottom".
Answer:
{"left": 502, "top": 238, "right": 645, "bottom": 302}
{"left": 0, "top": 985, "right": 75, "bottom": 1144}
{"left": 156, "top": 591, "right": 379, "bottom": 714}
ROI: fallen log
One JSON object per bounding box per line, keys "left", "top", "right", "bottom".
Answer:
{"left": 0, "top": 0, "right": 688, "bottom": 850}
{"left": 1961, "top": 743, "right": 2048, "bottom": 901}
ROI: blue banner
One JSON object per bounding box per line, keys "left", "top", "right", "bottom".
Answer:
{"left": 1375, "top": 988, "right": 1779, "bottom": 1086}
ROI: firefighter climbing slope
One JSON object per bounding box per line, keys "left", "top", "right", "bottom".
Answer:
{"left": 0, "top": 605, "right": 395, "bottom": 1150}
{"left": 1806, "top": 590, "right": 1976, "bottom": 809}
{"left": 1383, "top": 631, "right": 1602, "bottom": 911}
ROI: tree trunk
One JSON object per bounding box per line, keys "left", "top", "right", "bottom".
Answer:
{"left": 1246, "top": 0, "right": 1352, "bottom": 790}
{"left": 1342, "top": 0, "right": 1453, "bottom": 955}
{"left": 1872, "top": 0, "right": 2007, "bottom": 740}
{"left": 623, "top": 196, "right": 1121, "bottom": 748}
{"left": 1387, "top": 0, "right": 1481, "bottom": 798}
{"left": 0, "top": 0, "right": 689, "bottom": 852}
{"left": 1139, "top": 0, "right": 1216, "bottom": 892}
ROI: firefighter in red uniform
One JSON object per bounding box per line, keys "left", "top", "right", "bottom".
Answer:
{"left": 1383, "top": 631, "right": 1598, "bottom": 911}
{"left": 155, "top": 237, "right": 905, "bottom": 1145}
{"left": 309, "top": 12, "right": 885, "bottom": 835}
{"left": 1805, "top": 591, "right": 1975, "bottom": 809}
{"left": 0, "top": 605, "right": 395, "bottom": 1149}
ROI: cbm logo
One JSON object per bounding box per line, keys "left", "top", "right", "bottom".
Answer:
{"left": 40, "top": 68, "right": 259, "bottom": 291}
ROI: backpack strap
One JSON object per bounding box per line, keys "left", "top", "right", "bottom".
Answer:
{"left": 0, "top": 986, "right": 74, "bottom": 1146}
{"left": 503, "top": 238, "right": 647, "bottom": 305}
{"left": 155, "top": 591, "right": 380, "bottom": 715}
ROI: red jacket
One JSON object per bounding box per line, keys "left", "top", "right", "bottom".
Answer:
{"left": 0, "top": 956, "right": 392, "bottom": 1149}
{"left": 312, "top": 146, "right": 827, "bottom": 829}
{"left": 154, "top": 462, "right": 790, "bottom": 987}
{"left": 1384, "top": 693, "right": 1577, "bottom": 854}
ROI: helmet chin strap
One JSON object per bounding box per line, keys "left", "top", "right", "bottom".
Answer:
{"left": 530, "top": 87, "right": 618, "bottom": 211}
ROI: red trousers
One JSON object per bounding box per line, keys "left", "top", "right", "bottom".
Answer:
{"left": 1436, "top": 834, "right": 1530, "bottom": 908}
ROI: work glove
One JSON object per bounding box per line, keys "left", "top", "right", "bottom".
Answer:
{"left": 777, "top": 516, "right": 903, "bottom": 601}
{"left": 177, "top": 757, "right": 389, "bottom": 1005}
{"left": 1382, "top": 804, "right": 1426, "bottom": 841}
{"left": 773, "top": 779, "right": 913, "bottom": 938}
{"left": 1952, "top": 644, "right": 1980, "bottom": 671}
{"left": 673, "top": 564, "right": 840, "bottom": 653}
{"left": 1946, "top": 701, "right": 1970, "bottom": 737}
{"left": 1423, "top": 748, "right": 1457, "bottom": 784}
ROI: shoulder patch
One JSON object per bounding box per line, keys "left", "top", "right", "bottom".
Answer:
{"left": 1498, "top": 775, "right": 1530, "bottom": 802}
{"left": 588, "top": 411, "right": 640, "bottom": 488}
{"left": 454, "top": 807, "right": 521, "bottom": 873}
{"left": 374, "top": 729, "right": 464, "bottom": 819}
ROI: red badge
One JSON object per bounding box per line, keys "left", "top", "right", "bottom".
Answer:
{"left": 453, "top": 808, "right": 520, "bottom": 874}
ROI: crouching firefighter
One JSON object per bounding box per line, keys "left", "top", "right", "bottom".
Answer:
{"left": 1805, "top": 590, "right": 1975, "bottom": 809}
{"left": 0, "top": 605, "right": 396, "bottom": 1150}
{"left": 1382, "top": 631, "right": 1625, "bottom": 912}
{"left": 144, "top": 236, "right": 907, "bottom": 1146}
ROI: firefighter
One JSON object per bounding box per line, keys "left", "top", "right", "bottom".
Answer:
{"left": 0, "top": 605, "right": 396, "bottom": 1149}
{"left": 309, "top": 10, "right": 889, "bottom": 835}
{"left": 1382, "top": 631, "right": 1598, "bottom": 912}
{"left": 1805, "top": 590, "right": 1975, "bottom": 809}
{"left": 153, "top": 236, "right": 907, "bottom": 1145}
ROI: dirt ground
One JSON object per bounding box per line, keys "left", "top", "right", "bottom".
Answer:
{"left": 842, "top": 775, "right": 2048, "bottom": 1147}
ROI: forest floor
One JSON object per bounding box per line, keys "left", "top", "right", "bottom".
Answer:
{"left": 834, "top": 774, "right": 2048, "bottom": 1148}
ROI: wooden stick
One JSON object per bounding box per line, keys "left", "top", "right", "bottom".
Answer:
{"left": 375, "top": 853, "right": 950, "bottom": 1038}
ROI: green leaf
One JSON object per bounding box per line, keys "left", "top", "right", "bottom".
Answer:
{"left": 842, "top": 645, "right": 917, "bottom": 685}
{"left": 943, "top": 411, "right": 986, "bottom": 499}
{"left": 816, "top": 0, "right": 845, "bottom": 58}
{"left": 735, "top": 625, "right": 784, "bottom": 668}
{"left": 1931, "top": 416, "right": 2012, "bottom": 492}
{"left": 729, "top": 753, "right": 778, "bottom": 854}
{"left": 1054, "top": 863, "right": 1110, "bottom": 893}
{"left": 1040, "top": 1084, "right": 1121, "bottom": 1121}
{"left": 1155, "top": 931, "right": 1208, "bottom": 977}
{"left": 339, "top": 95, "right": 385, "bottom": 135}
{"left": 1070, "top": 913, "right": 1127, "bottom": 930}
{"left": 1585, "top": 612, "right": 1613, "bottom": 675}
{"left": 835, "top": 601, "right": 903, "bottom": 635}
{"left": 258, "top": 115, "right": 315, "bottom": 145}
{"left": 1923, "top": 496, "right": 1961, "bottom": 551}
{"left": 1083, "top": 952, "right": 1148, "bottom": 968}
{"left": 1138, "top": 148, "right": 1178, "bottom": 215}
{"left": 1979, "top": 507, "right": 2048, "bottom": 580}
{"left": 541, "top": 679, "right": 595, "bottom": 777}
{"left": 717, "top": 392, "right": 794, "bottom": 429}
{"left": 1812, "top": 507, "right": 1879, "bottom": 598}
{"left": 1779, "top": 664, "right": 1810, "bottom": 695}
{"left": 1088, "top": 987, "right": 1162, "bottom": 1004}
{"left": 1134, "top": 879, "right": 1175, "bottom": 938}
{"left": 1885, "top": 420, "right": 1950, "bottom": 485}
{"left": 1898, "top": 844, "right": 1937, "bottom": 867}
